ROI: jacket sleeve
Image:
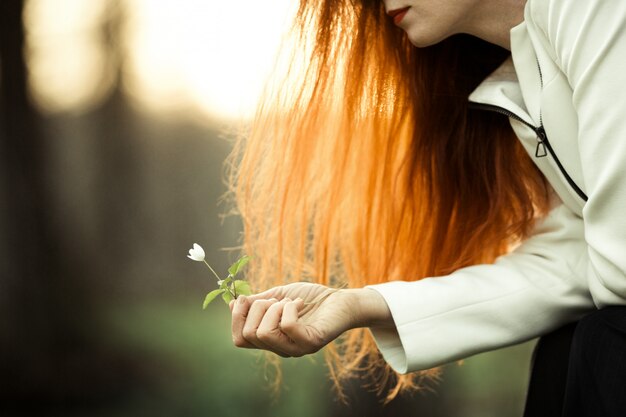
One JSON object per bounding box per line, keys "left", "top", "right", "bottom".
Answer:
{"left": 365, "top": 192, "right": 595, "bottom": 374}
{"left": 365, "top": 0, "right": 626, "bottom": 375}
{"left": 530, "top": 0, "right": 626, "bottom": 307}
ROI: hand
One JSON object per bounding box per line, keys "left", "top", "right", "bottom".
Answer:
{"left": 229, "top": 282, "right": 359, "bottom": 358}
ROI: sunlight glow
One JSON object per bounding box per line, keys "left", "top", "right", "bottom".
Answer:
{"left": 123, "top": 0, "right": 296, "bottom": 121}
{"left": 24, "top": 0, "right": 114, "bottom": 114}
{"left": 24, "top": 0, "right": 295, "bottom": 121}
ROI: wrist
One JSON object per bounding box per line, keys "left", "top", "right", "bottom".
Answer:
{"left": 338, "top": 288, "right": 394, "bottom": 329}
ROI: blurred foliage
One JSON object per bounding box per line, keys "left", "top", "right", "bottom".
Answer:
{"left": 97, "top": 299, "right": 330, "bottom": 417}
{"left": 89, "top": 297, "right": 536, "bottom": 417}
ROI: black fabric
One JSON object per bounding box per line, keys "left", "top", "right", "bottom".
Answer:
{"left": 523, "top": 321, "right": 577, "bottom": 417}
{"left": 523, "top": 307, "right": 626, "bottom": 417}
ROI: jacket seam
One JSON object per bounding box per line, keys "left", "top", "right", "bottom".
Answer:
{"left": 396, "top": 286, "right": 531, "bottom": 327}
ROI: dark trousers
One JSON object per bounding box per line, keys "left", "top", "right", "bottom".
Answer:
{"left": 523, "top": 306, "right": 626, "bottom": 417}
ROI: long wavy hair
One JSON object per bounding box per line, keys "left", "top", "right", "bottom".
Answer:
{"left": 223, "top": 0, "right": 550, "bottom": 403}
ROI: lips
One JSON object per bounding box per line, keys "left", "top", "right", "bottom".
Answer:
{"left": 387, "top": 6, "right": 410, "bottom": 25}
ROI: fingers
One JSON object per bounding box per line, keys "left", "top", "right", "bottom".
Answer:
{"left": 231, "top": 289, "right": 317, "bottom": 358}
{"left": 256, "top": 299, "right": 298, "bottom": 355}
{"left": 232, "top": 296, "right": 268, "bottom": 349}
{"left": 280, "top": 299, "right": 322, "bottom": 355}
{"left": 230, "top": 288, "right": 282, "bottom": 348}
{"left": 231, "top": 296, "right": 289, "bottom": 357}
{"left": 255, "top": 298, "right": 318, "bottom": 358}
{"left": 242, "top": 299, "right": 284, "bottom": 351}
{"left": 231, "top": 296, "right": 255, "bottom": 349}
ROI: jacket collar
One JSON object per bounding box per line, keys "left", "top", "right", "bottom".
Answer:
{"left": 468, "top": 18, "right": 542, "bottom": 128}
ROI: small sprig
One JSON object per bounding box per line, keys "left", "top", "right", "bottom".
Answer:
{"left": 187, "top": 243, "right": 253, "bottom": 309}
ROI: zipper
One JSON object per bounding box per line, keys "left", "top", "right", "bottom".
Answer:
{"left": 468, "top": 101, "right": 589, "bottom": 202}
{"left": 534, "top": 57, "right": 549, "bottom": 159}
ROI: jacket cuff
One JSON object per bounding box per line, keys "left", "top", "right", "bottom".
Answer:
{"left": 365, "top": 281, "right": 427, "bottom": 374}
{"left": 366, "top": 325, "right": 408, "bottom": 374}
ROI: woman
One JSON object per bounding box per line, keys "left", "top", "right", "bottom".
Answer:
{"left": 225, "top": 0, "right": 626, "bottom": 414}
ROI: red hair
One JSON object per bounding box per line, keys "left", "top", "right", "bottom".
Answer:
{"left": 224, "top": 0, "right": 550, "bottom": 402}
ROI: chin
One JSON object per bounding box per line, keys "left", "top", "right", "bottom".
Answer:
{"left": 404, "top": 27, "right": 450, "bottom": 48}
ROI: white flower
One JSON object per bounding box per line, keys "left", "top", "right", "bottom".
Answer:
{"left": 187, "top": 243, "right": 205, "bottom": 262}
{"left": 217, "top": 279, "right": 224, "bottom": 286}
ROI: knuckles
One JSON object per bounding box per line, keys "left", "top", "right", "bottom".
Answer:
{"left": 241, "top": 327, "right": 256, "bottom": 341}
{"left": 280, "top": 321, "right": 296, "bottom": 333}
{"left": 256, "top": 329, "right": 273, "bottom": 342}
{"left": 232, "top": 335, "right": 247, "bottom": 348}
{"left": 251, "top": 299, "right": 267, "bottom": 308}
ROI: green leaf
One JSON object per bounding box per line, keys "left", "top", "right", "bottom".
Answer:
{"left": 219, "top": 277, "right": 232, "bottom": 290}
{"left": 203, "top": 289, "right": 225, "bottom": 309}
{"left": 227, "top": 255, "right": 251, "bottom": 277}
{"left": 221, "top": 290, "right": 234, "bottom": 304}
{"left": 234, "top": 280, "right": 252, "bottom": 296}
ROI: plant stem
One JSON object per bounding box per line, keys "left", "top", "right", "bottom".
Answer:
{"left": 203, "top": 260, "right": 222, "bottom": 281}
{"left": 232, "top": 281, "right": 238, "bottom": 299}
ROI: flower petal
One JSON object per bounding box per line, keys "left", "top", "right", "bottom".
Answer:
{"left": 194, "top": 243, "right": 205, "bottom": 258}
{"left": 187, "top": 243, "right": 205, "bottom": 261}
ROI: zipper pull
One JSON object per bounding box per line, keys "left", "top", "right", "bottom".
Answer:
{"left": 535, "top": 126, "right": 547, "bottom": 158}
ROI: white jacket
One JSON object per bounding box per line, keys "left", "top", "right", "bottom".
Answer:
{"left": 366, "top": 0, "right": 626, "bottom": 374}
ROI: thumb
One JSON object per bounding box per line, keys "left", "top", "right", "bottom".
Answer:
{"left": 244, "top": 286, "right": 282, "bottom": 303}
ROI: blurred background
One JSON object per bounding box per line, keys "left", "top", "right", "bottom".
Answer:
{"left": 0, "top": 1, "right": 537, "bottom": 416}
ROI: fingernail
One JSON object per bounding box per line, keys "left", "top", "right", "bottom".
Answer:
{"left": 284, "top": 297, "right": 292, "bottom": 302}
{"left": 295, "top": 297, "right": 303, "bottom": 302}
{"left": 238, "top": 296, "right": 246, "bottom": 304}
